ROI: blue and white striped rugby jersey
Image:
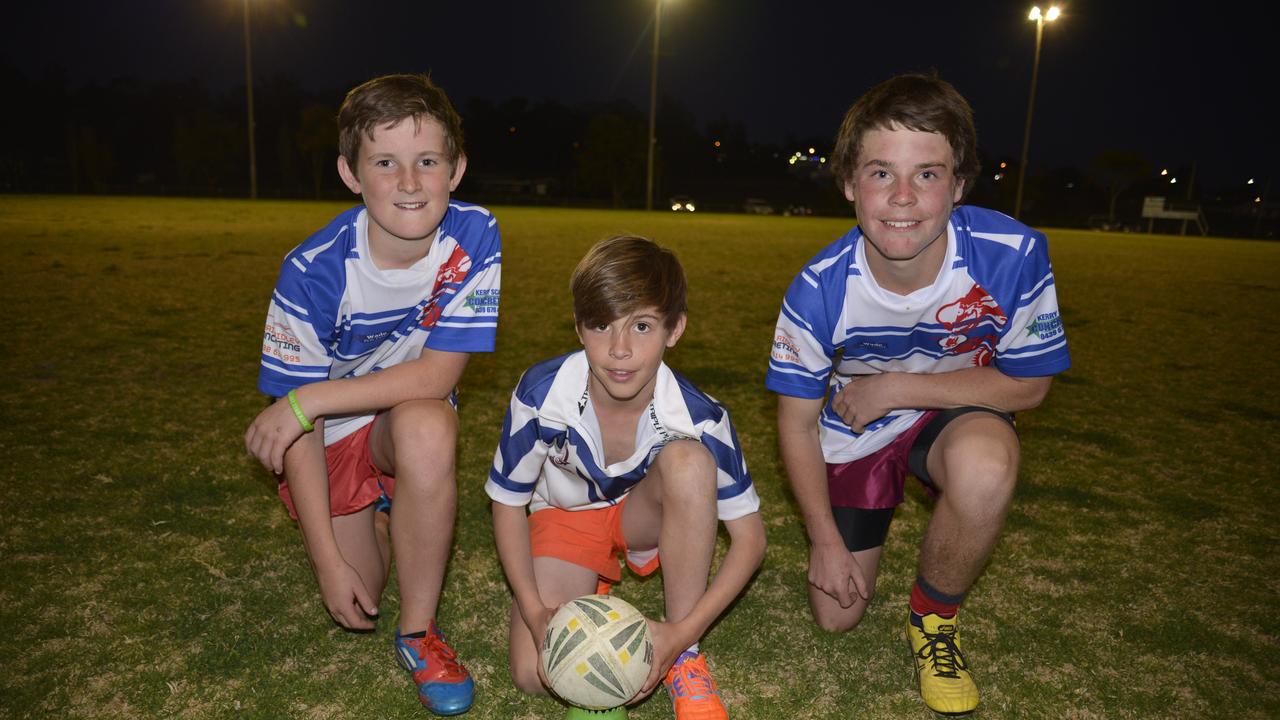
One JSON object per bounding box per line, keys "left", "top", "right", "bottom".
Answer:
{"left": 258, "top": 202, "right": 501, "bottom": 444}
{"left": 766, "top": 205, "right": 1070, "bottom": 463}
{"left": 487, "top": 350, "right": 760, "bottom": 520}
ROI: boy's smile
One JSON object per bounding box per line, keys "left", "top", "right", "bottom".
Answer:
{"left": 578, "top": 308, "right": 686, "bottom": 407}
{"left": 337, "top": 117, "right": 467, "bottom": 269}
{"left": 843, "top": 125, "right": 964, "bottom": 293}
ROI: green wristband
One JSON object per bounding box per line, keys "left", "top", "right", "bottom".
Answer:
{"left": 286, "top": 389, "right": 314, "bottom": 433}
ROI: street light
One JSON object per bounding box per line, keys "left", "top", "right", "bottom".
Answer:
{"left": 645, "top": 0, "right": 669, "bottom": 211}
{"left": 242, "top": 0, "right": 258, "bottom": 199}
{"left": 1013, "top": 4, "right": 1060, "bottom": 220}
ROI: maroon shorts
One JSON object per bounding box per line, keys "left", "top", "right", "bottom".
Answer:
{"left": 826, "top": 411, "right": 940, "bottom": 510}
{"left": 826, "top": 407, "right": 1016, "bottom": 510}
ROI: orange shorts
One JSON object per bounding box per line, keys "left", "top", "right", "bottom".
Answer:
{"left": 528, "top": 500, "right": 660, "bottom": 588}
{"left": 276, "top": 419, "right": 396, "bottom": 520}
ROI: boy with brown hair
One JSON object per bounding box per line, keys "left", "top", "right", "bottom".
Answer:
{"left": 487, "top": 236, "right": 765, "bottom": 719}
{"left": 245, "top": 73, "right": 500, "bottom": 716}
{"left": 767, "top": 73, "right": 1070, "bottom": 715}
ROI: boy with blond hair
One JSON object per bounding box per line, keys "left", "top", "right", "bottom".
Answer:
{"left": 245, "top": 73, "right": 500, "bottom": 716}
{"left": 487, "top": 236, "right": 765, "bottom": 719}
{"left": 767, "top": 73, "right": 1070, "bottom": 715}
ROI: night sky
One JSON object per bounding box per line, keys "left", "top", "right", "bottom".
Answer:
{"left": 9, "top": 0, "right": 1271, "bottom": 190}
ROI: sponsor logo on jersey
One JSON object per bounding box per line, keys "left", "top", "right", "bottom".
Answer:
{"left": 772, "top": 331, "right": 801, "bottom": 363}
{"left": 1024, "top": 311, "right": 1063, "bottom": 340}
{"left": 936, "top": 283, "right": 1007, "bottom": 366}
{"left": 263, "top": 323, "right": 303, "bottom": 363}
{"left": 463, "top": 288, "right": 499, "bottom": 314}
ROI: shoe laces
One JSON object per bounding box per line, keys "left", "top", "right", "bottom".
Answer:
{"left": 669, "top": 659, "right": 718, "bottom": 700}
{"left": 421, "top": 627, "right": 465, "bottom": 677}
{"left": 916, "top": 623, "right": 968, "bottom": 679}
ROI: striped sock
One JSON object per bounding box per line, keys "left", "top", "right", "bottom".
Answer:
{"left": 910, "top": 575, "right": 964, "bottom": 618}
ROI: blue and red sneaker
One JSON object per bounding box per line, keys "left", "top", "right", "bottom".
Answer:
{"left": 394, "top": 621, "right": 474, "bottom": 716}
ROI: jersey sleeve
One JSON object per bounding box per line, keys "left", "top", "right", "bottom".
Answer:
{"left": 993, "top": 233, "right": 1071, "bottom": 377}
{"left": 485, "top": 382, "right": 547, "bottom": 508}
{"left": 698, "top": 409, "right": 761, "bottom": 522}
{"left": 257, "top": 258, "right": 339, "bottom": 397}
{"left": 765, "top": 257, "right": 841, "bottom": 399}
{"left": 425, "top": 214, "right": 501, "bottom": 353}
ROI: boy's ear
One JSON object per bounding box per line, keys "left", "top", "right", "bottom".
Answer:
{"left": 952, "top": 176, "right": 966, "bottom": 204}
{"left": 665, "top": 313, "right": 688, "bottom": 348}
{"left": 448, "top": 154, "right": 468, "bottom": 192}
{"left": 337, "top": 155, "right": 362, "bottom": 195}
{"left": 842, "top": 179, "right": 857, "bottom": 204}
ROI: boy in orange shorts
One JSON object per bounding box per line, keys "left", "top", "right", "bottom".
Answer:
{"left": 486, "top": 236, "right": 765, "bottom": 719}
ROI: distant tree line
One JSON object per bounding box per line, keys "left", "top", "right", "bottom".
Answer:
{"left": 4, "top": 64, "right": 1272, "bottom": 237}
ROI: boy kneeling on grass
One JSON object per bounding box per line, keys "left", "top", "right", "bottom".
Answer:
{"left": 767, "top": 73, "right": 1070, "bottom": 716}
{"left": 486, "top": 236, "right": 765, "bottom": 719}
{"left": 245, "top": 73, "right": 501, "bottom": 716}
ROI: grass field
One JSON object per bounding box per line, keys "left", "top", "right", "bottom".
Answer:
{"left": 1, "top": 195, "right": 1277, "bottom": 720}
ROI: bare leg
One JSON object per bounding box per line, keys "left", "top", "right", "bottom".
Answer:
{"left": 508, "top": 556, "right": 600, "bottom": 695}
{"left": 621, "top": 440, "right": 718, "bottom": 625}
{"left": 370, "top": 399, "right": 459, "bottom": 634}
{"left": 329, "top": 505, "right": 390, "bottom": 603}
{"left": 917, "top": 413, "right": 1020, "bottom": 596}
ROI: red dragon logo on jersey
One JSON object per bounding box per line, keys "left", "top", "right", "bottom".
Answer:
{"left": 936, "top": 283, "right": 1006, "bottom": 366}
{"left": 419, "top": 245, "right": 472, "bottom": 329}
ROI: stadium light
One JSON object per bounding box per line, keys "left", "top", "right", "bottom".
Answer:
{"left": 242, "top": 0, "right": 258, "bottom": 199}
{"left": 645, "top": 0, "right": 673, "bottom": 211}
{"left": 1013, "top": 5, "right": 1060, "bottom": 220}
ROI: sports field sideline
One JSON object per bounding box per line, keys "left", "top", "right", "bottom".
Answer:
{"left": 0, "top": 195, "right": 1276, "bottom": 719}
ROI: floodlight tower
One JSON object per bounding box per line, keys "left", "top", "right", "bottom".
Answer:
{"left": 645, "top": 0, "right": 670, "bottom": 211}
{"left": 1014, "top": 4, "right": 1060, "bottom": 220}
{"left": 243, "top": 0, "right": 258, "bottom": 200}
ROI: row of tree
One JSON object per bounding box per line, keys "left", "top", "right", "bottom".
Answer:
{"left": 5, "top": 65, "right": 1271, "bottom": 236}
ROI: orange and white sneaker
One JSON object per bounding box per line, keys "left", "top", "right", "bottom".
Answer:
{"left": 664, "top": 652, "right": 729, "bottom": 720}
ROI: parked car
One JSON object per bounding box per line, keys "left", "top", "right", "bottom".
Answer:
{"left": 669, "top": 195, "right": 697, "bottom": 212}
{"left": 783, "top": 204, "right": 813, "bottom": 216}
{"left": 743, "top": 198, "right": 775, "bottom": 215}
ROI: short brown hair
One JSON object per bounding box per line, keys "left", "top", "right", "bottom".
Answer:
{"left": 571, "top": 236, "right": 688, "bottom": 331}
{"left": 830, "top": 73, "right": 980, "bottom": 198}
{"left": 337, "top": 74, "right": 464, "bottom": 172}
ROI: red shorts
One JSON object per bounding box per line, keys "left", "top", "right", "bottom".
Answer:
{"left": 826, "top": 411, "right": 940, "bottom": 510}
{"left": 528, "top": 499, "right": 661, "bottom": 588}
{"left": 276, "top": 419, "right": 396, "bottom": 520}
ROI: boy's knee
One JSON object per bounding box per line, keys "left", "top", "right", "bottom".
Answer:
{"left": 388, "top": 399, "right": 457, "bottom": 447}
{"left": 510, "top": 659, "right": 546, "bottom": 696}
{"left": 653, "top": 440, "right": 716, "bottom": 490}
{"left": 943, "top": 442, "right": 1018, "bottom": 502}
{"left": 936, "top": 419, "right": 1019, "bottom": 496}
{"left": 811, "top": 597, "right": 872, "bottom": 633}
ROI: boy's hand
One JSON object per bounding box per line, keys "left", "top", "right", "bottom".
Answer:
{"left": 832, "top": 373, "right": 896, "bottom": 433}
{"left": 519, "top": 603, "right": 558, "bottom": 694}
{"left": 245, "top": 396, "right": 308, "bottom": 474}
{"left": 315, "top": 559, "right": 378, "bottom": 630}
{"left": 634, "top": 618, "right": 694, "bottom": 701}
{"left": 809, "top": 540, "right": 869, "bottom": 608}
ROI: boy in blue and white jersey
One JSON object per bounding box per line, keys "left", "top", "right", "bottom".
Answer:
{"left": 488, "top": 236, "right": 764, "bottom": 720}
{"left": 767, "top": 74, "right": 1069, "bottom": 716}
{"left": 245, "top": 74, "right": 499, "bottom": 716}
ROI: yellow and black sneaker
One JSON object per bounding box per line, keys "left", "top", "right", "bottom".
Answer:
{"left": 908, "top": 612, "right": 979, "bottom": 716}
